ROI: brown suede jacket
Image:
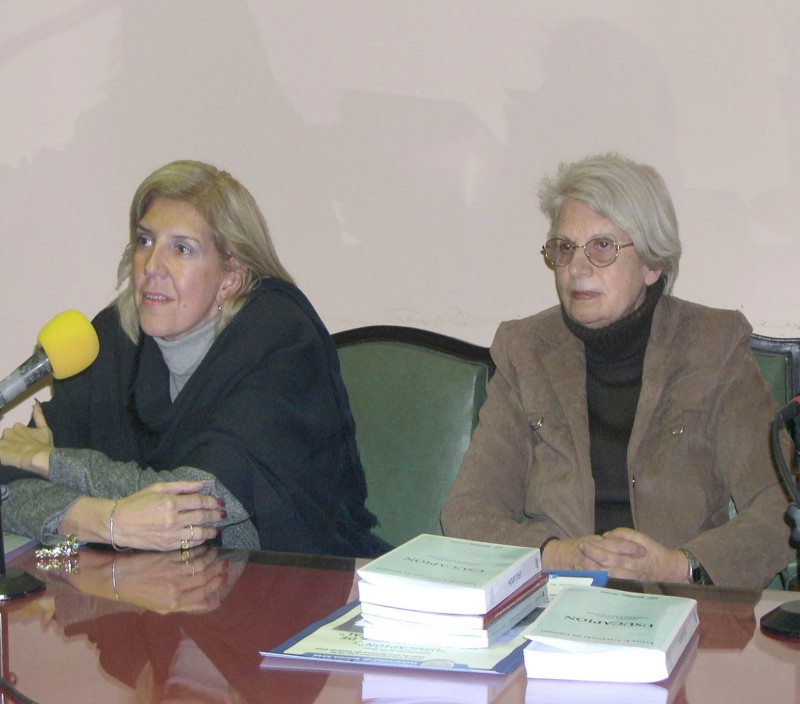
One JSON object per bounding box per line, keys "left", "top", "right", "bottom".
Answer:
{"left": 442, "top": 295, "right": 794, "bottom": 589}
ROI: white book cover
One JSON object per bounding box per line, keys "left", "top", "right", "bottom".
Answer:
{"left": 523, "top": 628, "right": 698, "bottom": 704}
{"left": 360, "top": 571, "right": 549, "bottom": 629}
{"left": 357, "top": 534, "right": 541, "bottom": 615}
{"left": 523, "top": 586, "right": 698, "bottom": 683}
{"left": 361, "top": 581, "right": 547, "bottom": 649}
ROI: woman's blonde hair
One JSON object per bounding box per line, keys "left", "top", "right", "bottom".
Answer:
{"left": 116, "top": 160, "right": 294, "bottom": 342}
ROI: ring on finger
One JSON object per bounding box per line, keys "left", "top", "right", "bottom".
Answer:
{"left": 189, "top": 524, "right": 194, "bottom": 541}
{"left": 180, "top": 539, "right": 190, "bottom": 551}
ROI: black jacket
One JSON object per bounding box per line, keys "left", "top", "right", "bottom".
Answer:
{"left": 7, "top": 279, "right": 386, "bottom": 558}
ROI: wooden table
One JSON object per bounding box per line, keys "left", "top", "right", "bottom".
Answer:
{"left": 0, "top": 547, "right": 797, "bottom": 703}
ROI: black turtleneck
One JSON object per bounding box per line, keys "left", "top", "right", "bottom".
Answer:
{"left": 562, "top": 277, "right": 665, "bottom": 534}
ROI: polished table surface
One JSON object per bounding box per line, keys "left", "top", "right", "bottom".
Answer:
{"left": 0, "top": 545, "right": 798, "bottom": 703}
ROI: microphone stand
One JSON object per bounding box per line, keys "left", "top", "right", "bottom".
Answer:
{"left": 760, "top": 415, "right": 800, "bottom": 639}
{"left": 0, "top": 489, "right": 44, "bottom": 602}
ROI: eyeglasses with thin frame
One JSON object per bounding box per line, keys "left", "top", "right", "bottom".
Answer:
{"left": 541, "top": 236, "right": 635, "bottom": 268}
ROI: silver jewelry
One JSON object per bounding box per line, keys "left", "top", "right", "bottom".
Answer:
{"left": 109, "top": 498, "right": 125, "bottom": 551}
{"left": 35, "top": 534, "right": 80, "bottom": 572}
{"left": 111, "top": 558, "right": 120, "bottom": 600}
{"left": 35, "top": 534, "right": 79, "bottom": 560}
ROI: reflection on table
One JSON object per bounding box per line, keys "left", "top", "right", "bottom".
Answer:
{"left": 0, "top": 547, "right": 797, "bottom": 703}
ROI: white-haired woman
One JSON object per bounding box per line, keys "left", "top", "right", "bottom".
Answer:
{"left": 443, "top": 153, "right": 792, "bottom": 589}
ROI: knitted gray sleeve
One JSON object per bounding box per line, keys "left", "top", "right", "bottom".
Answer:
{"left": 4, "top": 448, "right": 260, "bottom": 550}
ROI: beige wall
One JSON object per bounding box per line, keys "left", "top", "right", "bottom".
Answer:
{"left": 1, "top": 1, "right": 798, "bottom": 425}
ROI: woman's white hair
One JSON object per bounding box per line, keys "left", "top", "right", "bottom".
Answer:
{"left": 538, "top": 153, "right": 681, "bottom": 293}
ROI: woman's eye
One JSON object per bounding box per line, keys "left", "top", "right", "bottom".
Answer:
{"left": 593, "top": 238, "right": 614, "bottom": 251}
{"left": 135, "top": 234, "right": 151, "bottom": 248}
{"left": 559, "top": 241, "right": 574, "bottom": 252}
{"left": 175, "top": 243, "right": 192, "bottom": 255}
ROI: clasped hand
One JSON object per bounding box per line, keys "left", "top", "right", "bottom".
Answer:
{"left": 544, "top": 527, "right": 688, "bottom": 582}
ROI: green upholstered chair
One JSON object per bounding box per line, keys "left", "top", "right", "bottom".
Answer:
{"left": 749, "top": 333, "right": 800, "bottom": 589}
{"left": 333, "top": 326, "right": 494, "bottom": 548}
{"left": 749, "top": 333, "right": 800, "bottom": 468}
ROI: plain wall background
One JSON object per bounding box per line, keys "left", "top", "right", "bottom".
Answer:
{"left": 2, "top": 0, "right": 799, "bottom": 429}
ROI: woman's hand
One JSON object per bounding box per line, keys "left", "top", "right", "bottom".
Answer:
{"left": 542, "top": 534, "right": 646, "bottom": 575}
{"left": 596, "top": 527, "right": 689, "bottom": 583}
{"left": 544, "top": 528, "right": 687, "bottom": 582}
{"left": 0, "top": 400, "right": 53, "bottom": 476}
{"left": 111, "top": 481, "right": 226, "bottom": 551}
{"left": 69, "top": 546, "right": 229, "bottom": 613}
{"left": 60, "top": 481, "right": 227, "bottom": 551}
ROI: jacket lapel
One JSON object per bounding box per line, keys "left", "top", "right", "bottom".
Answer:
{"left": 629, "top": 297, "right": 676, "bottom": 460}
{"left": 538, "top": 318, "right": 595, "bottom": 501}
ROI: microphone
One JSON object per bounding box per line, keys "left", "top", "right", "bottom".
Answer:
{"left": 761, "top": 404, "right": 800, "bottom": 639}
{"left": 0, "top": 310, "right": 98, "bottom": 601}
{"left": 777, "top": 394, "right": 800, "bottom": 423}
{"left": 0, "top": 310, "right": 99, "bottom": 412}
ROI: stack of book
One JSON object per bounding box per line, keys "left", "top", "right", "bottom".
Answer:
{"left": 356, "top": 534, "right": 548, "bottom": 648}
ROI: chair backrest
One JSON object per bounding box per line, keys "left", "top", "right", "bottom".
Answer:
{"left": 749, "top": 334, "right": 800, "bottom": 590}
{"left": 333, "top": 325, "right": 494, "bottom": 547}
{"left": 749, "top": 333, "right": 800, "bottom": 467}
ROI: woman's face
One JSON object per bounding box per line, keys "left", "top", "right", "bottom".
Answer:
{"left": 553, "top": 199, "right": 661, "bottom": 329}
{"left": 133, "top": 197, "right": 241, "bottom": 340}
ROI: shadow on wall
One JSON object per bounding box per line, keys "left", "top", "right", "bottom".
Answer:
{"left": 9, "top": 5, "right": 776, "bottom": 342}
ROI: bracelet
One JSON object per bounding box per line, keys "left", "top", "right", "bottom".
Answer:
{"left": 109, "top": 499, "right": 125, "bottom": 552}
{"left": 111, "top": 558, "right": 120, "bottom": 600}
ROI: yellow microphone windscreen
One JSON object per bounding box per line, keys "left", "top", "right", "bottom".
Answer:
{"left": 36, "top": 310, "right": 100, "bottom": 379}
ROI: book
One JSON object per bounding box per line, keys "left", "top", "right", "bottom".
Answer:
{"left": 523, "top": 631, "right": 698, "bottom": 704}
{"left": 360, "top": 571, "right": 548, "bottom": 648}
{"left": 360, "top": 570, "right": 549, "bottom": 630}
{"left": 361, "top": 605, "right": 541, "bottom": 649}
{"left": 357, "top": 534, "right": 542, "bottom": 615}
{"left": 523, "top": 586, "right": 698, "bottom": 683}
{"left": 544, "top": 570, "right": 608, "bottom": 604}
{"left": 261, "top": 601, "right": 537, "bottom": 675}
